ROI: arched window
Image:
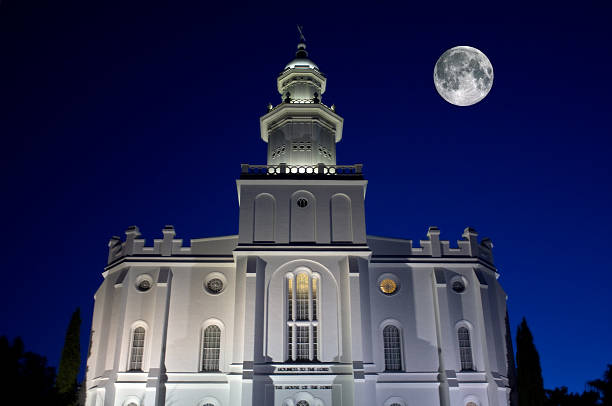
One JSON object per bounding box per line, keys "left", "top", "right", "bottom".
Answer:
{"left": 287, "top": 272, "right": 319, "bottom": 361}
{"left": 383, "top": 325, "right": 401, "bottom": 371}
{"left": 201, "top": 325, "right": 221, "bottom": 372}
{"left": 458, "top": 326, "right": 474, "bottom": 371}
{"left": 129, "top": 326, "right": 145, "bottom": 371}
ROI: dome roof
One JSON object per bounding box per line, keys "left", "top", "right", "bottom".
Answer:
{"left": 284, "top": 43, "right": 318, "bottom": 70}
{"left": 284, "top": 58, "right": 318, "bottom": 70}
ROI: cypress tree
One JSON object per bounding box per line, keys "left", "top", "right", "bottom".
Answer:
{"left": 56, "top": 308, "right": 81, "bottom": 403}
{"left": 506, "top": 311, "right": 519, "bottom": 406}
{"left": 516, "top": 317, "right": 546, "bottom": 406}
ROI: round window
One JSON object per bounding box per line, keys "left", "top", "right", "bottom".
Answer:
{"left": 379, "top": 278, "right": 397, "bottom": 295}
{"left": 296, "top": 198, "right": 308, "bottom": 208}
{"left": 451, "top": 278, "right": 467, "bottom": 293}
{"left": 135, "top": 274, "right": 153, "bottom": 292}
{"left": 206, "top": 278, "right": 224, "bottom": 294}
{"left": 296, "top": 401, "right": 309, "bottom": 406}
{"left": 137, "top": 279, "right": 151, "bottom": 291}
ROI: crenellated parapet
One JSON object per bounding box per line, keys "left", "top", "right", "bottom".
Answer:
{"left": 106, "top": 225, "right": 241, "bottom": 266}
{"left": 107, "top": 225, "right": 185, "bottom": 264}
{"left": 367, "top": 226, "right": 495, "bottom": 265}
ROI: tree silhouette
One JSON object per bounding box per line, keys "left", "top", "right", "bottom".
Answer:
{"left": 588, "top": 364, "right": 612, "bottom": 405}
{"left": 0, "top": 336, "right": 59, "bottom": 403}
{"left": 56, "top": 308, "right": 82, "bottom": 405}
{"left": 544, "top": 386, "right": 599, "bottom": 406}
{"left": 517, "top": 317, "right": 546, "bottom": 406}
{"left": 506, "top": 311, "right": 519, "bottom": 406}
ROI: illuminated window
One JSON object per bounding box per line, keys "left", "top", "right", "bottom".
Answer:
{"left": 458, "top": 327, "right": 474, "bottom": 371}
{"left": 383, "top": 325, "right": 401, "bottom": 371}
{"left": 286, "top": 272, "right": 319, "bottom": 361}
{"left": 129, "top": 327, "right": 145, "bottom": 371}
{"left": 201, "top": 325, "right": 221, "bottom": 372}
{"left": 380, "top": 278, "right": 397, "bottom": 295}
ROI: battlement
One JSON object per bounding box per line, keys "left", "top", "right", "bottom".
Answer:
{"left": 107, "top": 225, "right": 494, "bottom": 266}
{"left": 106, "top": 225, "right": 238, "bottom": 265}
{"left": 367, "top": 226, "right": 495, "bottom": 265}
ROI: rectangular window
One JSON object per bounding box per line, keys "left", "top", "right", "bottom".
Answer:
{"left": 288, "top": 278, "right": 293, "bottom": 321}
{"left": 129, "top": 327, "right": 145, "bottom": 371}
{"left": 287, "top": 325, "right": 293, "bottom": 361}
{"left": 458, "top": 327, "right": 473, "bottom": 371}
{"left": 296, "top": 274, "right": 309, "bottom": 321}
{"left": 312, "top": 278, "right": 317, "bottom": 321}
{"left": 296, "top": 326, "right": 309, "bottom": 361}
{"left": 313, "top": 325, "right": 318, "bottom": 360}
{"left": 383, "top": 326, "right": 401, "bottom": 371}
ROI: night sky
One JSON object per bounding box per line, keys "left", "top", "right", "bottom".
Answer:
{"left": 1, "top": 0, "right": 611, "bottom": 393}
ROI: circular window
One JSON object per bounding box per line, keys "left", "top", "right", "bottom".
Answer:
{"left": 135, "top": 274, "right": 153, "bottom": 292}
{"left": 206, "top": 278, "right": 224, "bottom": 294}
{"left": 466, "top": 402, "right": 478, "bottom": 406}
{"left": 296, "top": 401, "right": 309, "bottom": 406}
{"left": 296, "top": 198, "right": 308, "bottom": 208}
{"left": 380, "top": 278, "right": 397, "bottom": 295}
{"left": 451, "top": 277, "right": 467, "bottom": 293}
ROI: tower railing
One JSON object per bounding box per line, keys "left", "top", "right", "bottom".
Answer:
{"left": 240, "top": 163, "right": 363, "bottom": 178}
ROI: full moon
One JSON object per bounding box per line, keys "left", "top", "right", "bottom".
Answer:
{"left": 434, "top": 46, "right": 493, "bottom": 106}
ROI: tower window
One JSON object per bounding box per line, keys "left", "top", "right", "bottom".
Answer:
{"left": 206, "top": 278, "right": 224, "bottom": 294}
{"left": 451, "top": 276, "right": 467, "bottom": 293}
{"left": 383, "top": 325, "right": 402, "bottom": 371}
{"left": 201, "top": 325, "right": 221, "bottom": 372}
{"left": 286, "top": 272, "right": 319, "bottom": 361}
{"left": 452, "top": 280, "right": 466, "bottom": 293}
{"left": 135, "top": 274, "right": 153, "bottom": 292}
{"left": 296, "top": 198, "right": 308, "bottom": 208}
{"left": 458, "top": 327, "right": 474, "bottom": 371}
{"left": 129, "top": 327, "right": 145, "bottom": 371}
{"left": 380, "top": 278, "right": 397, "bottom": 295}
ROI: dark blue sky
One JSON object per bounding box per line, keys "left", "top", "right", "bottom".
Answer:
{"left": 1, "top": 0, "right": 610, "bottom": 393}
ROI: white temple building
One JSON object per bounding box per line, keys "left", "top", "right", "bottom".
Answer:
{"left": 85, "top": 41, "right": 513, "bottom": 406}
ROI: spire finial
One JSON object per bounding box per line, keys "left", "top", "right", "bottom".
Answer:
{"left": 297, "top": 25, "right": 306, "bottom": 43}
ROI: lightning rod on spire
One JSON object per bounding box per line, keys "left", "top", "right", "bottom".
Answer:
{"left": 297, "top": 25, "right": 306, "bottom": 43}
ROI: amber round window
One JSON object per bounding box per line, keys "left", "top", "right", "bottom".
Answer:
{"left": 380, "top": 278, "right": 397, "bottom": 295}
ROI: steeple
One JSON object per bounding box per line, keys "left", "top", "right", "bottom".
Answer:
{"left": 260, "top": 40, "right": 344, "bottom": 166}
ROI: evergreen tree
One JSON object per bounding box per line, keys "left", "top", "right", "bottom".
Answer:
{"left": 56, "top": 308, "right": 82, "bottom": 404}
{"left": 506, "top": 311, "right": 519, "bottom": 406}
{"left": 0, "top": 336, "right": 59, "bottom": 403}
{"left": 544, "top": 386, "right": 599, "bottom": 406}
{"left": 588, "top": 364, "right": 612, "bottom": 406}
{"left": 516, "top": 317, "right": 546, "bottom": 406}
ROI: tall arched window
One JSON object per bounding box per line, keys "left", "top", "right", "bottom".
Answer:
{"left": 287, "top": 272, "right": 319, "bottom": 361}
{"left": 201, "top": 325, "right": 221, "bottom": 372}
{"left": 129, "top": 326, "right": 145, "bottom": 371}
{"left": 383, "top": 325, "right": 401, "bottom": 371}
{"left": 458, "top": 327, "right": 474, "bottom": 371}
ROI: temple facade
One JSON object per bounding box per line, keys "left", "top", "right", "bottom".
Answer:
{"left": 85, "top": 41, "right": 512, "bottom": 406}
